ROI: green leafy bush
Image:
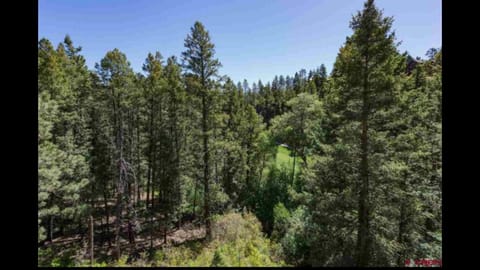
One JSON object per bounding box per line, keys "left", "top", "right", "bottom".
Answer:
{"left": 272, "top": 202, "right": 291, "bottom": 241}
{"left": 154, "top": 211, "right": 286, "bottom": 266}
{"left": 277, "top": 206, "right": 311, "bottom": 265}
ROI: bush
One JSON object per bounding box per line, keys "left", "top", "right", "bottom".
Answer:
{"left": 154, "top": 211, "right": 286, "bottom": 266}
{"left": 254, "top": 166, "right": 292, "bottom": 235}
{"left": 38, "top": 246, "right": 76, "bottom": 267}
{"left": 278, "top": 206, "right": 311, "bottom": 266}
{"left": 272, "top": 202, "right": 291, "bottom": 241}
{"left": 210, "top": 249, "right": 225, "bottom": 266}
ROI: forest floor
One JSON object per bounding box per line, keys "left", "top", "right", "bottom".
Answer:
{"left": 42, "top": 214, "right": 206, "bottom": 265}
{"left": 40, "top": 145, "right": 293, "bottom": 265}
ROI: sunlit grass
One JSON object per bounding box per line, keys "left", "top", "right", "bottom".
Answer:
{"left": 261, "top": 145, "right": 300, "bottom": 180}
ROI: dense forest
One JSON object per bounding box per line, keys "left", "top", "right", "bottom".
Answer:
{"left": 38, "top": 0, "right": 441, "bottom": 267}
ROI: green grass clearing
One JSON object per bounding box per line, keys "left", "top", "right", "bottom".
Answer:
{"left": 261, "top": 145, "right": 301, "bottom": 180}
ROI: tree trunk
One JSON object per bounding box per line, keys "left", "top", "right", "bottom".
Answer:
{"left": 259, "top": 153, "right": 266, "bottom": 182}
{"left": 214, "top": 125, "right": 218, "bottom": 184}
{"left": 146, "top": 165, "right": 151, "bottom": 209}
{"left": 89, "top": 215, "right": 94, "bottom": 266}
{"left": 102, "top": 191, "right": 108, "bottom": 221}
{"left": 301, "top": 147, "right": 308, "bottom": 167}
{"left": 128, "top": 221, "right": 135, "bottom": 245}
{"left": 146, "top": 103, "right": 154, "bottom": 209}
{"left": 151, "top": 156, "right": 156, "bottom": 210}
{"left": 292, "top": 149, "right": 296, "bottom": 185}
{"left": 164, "top": 212, "right": 168, "bottom": 244}
{"left": 149, "top": 213, "right": 153, "bottom": 249}
{"left": 114, "top": 182, "right": 123, "bottom": 260}
{"left": 202, "top": 94, "right": 211, "bottom": 239}
{"left": 136, "top": 115, "right": 141, "bottom": 207}
{"left": 90, "top": 184, "right": 95, "bottom": 213}
{"left": 114, "top": 104, "right": 124, "bottom": 261}
{"left": 102, "top": 189, "right": 111, "bottom": 247}
{"left": 48, "top": 216, "right": 54, "bottom": 243}
{"left": 193, "top": 176, "right": 198, "bottom": 219}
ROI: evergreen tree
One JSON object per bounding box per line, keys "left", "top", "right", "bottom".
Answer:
{"left": 160, "top": 56, "right": 188, "bottom": 243}
{"left": 182, "top": 21, "right": 222, "bottom": 239}
{"left": 243, "top": 79, "right": 250, "bottom": 93}
{"left": 314, "top": 64, "right": 327, "bottom": 98}
{"left": 220, "top": 79, "right": 246, "bottom": 204}
{"left": 304, "top": 0, "right": 403, "bottom": 266}
{"left": 38, "top": 37, "right": 90, "bottom": 244}
{"left": 96, "top": 48, "right": 138, "bottom": 259}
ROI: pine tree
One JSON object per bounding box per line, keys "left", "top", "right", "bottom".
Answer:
{"left": 341, "top": 1, "right": 400, "bottom": 265}
{"left": 182, "top": 21, "right": 222, "bottom": 239}
{"left": 161, "top": 56, "right": 188, "bottom": 242}
{"left": 314, "top": 64, "right": 327, "bottom": 98}
{"left": 38, "top": 37, "right": 90, "bottom": 244}
{"left": 141, "top": 52, "right": 165, "bottom": 211}
{"left": 303, "top": 0, "right": 402, "bottom": 266}
{"left": 220, "top": 79, "right": 245, "bottom": 203}
{"left": 96, "top": 48, "right": 138, "bottom": 259}
{"left": 384, "top": 50, "right": 442, "bottom": 264}
{"left": 238, "top": 104, "right": 265, "bottom": 209}
{"left": 242, "top": 79, "right": 250, "bottom": 93}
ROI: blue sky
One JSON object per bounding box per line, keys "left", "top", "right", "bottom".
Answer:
{"left": 39, "top": 0, "right": 441, "bottom": 84}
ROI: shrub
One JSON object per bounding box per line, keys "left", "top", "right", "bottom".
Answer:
{"left": 272, "top": 202, "right": 291, "bottom": 241}
{"left": 155, "top": 211, "right": 286, "bottom": 266}
{"left": 278, "top": 206, "right": 311, "bottom": 265}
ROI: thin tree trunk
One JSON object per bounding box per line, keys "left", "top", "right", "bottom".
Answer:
{"left": 292, "top": 149, "right": 296, "bottom": 185}
{"left": 128, "top": 181, "right": 132, "bottom": 207}
{"left": 114, "top": 174, "right": 123, "bottom": 260}
{"left": 151, "top": 153, "right": 156, "bottom": 210}
{"left": 146, "top": 101, "right": 155, "bottom": 209}
{"left": 128, "top": 221, "right": 135, "bottom": 245}
{"left": 164, "top": 212, "right": 168, "bottom": 244}
{"left": 214, "top": 126, "right": 218, "bottom": 184}
{"left": 48, "top": 216, "right": 54, "bottom": 243}
{"left": 149, "top": 213, "right": 153, "bottom": 249}
{"left": 90, "top": 184, "right": 95, "bottom": 213}
{"left": 136, "top": 114, "right": 141, "bottom": 207}
{"left": 193, "top": 177, "right": 198, "bottom": 219}
{"left": 259, "top": 153, "right": 266, "bottom": 182}
{"left": 114, "top": 101, "right": 124, "bottom": 260}
{"left": 301, "top": 146, "right": 308, "bottom": 167}
{"left": 102, "top": 189, "right": 111, "bottom": 247}
{"left": 89, "top": 215, "right": 94, "bottom": 266}
{"left": 128, "top": 111, "right": 133, "bottom": 204}
{"left": 202, "top": 94, "right": 211, "bottom": 239}
{"left": 146, "top": 165, "right": 151, "bottom": 209}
